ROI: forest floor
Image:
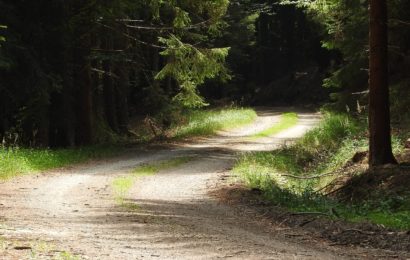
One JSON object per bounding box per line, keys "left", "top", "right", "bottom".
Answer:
{"left": 0, "top": 107, "right": 408, "bottom": 259}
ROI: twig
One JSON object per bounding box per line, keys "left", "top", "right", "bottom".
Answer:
{"left": 299, "top": 218, "right": 318, "bottom": 227}
{"left": 281, "top": 171, "right": 337, "bottom": 180}
{"left": 341, "top": 229, "right": 375, "bottom": 235}
{"left": 390, "top": 18, "right": 410, "bottom": 26}
{"left": 324, "top": 185, "right": 345, "bottom": 196}
{"left": 290, "top": 212, "right": 331, "bottom": 217}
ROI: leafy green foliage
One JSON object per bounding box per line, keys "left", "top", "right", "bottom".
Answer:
{"left": 0, "top": 25, "right": 5, "bottom": 44}
{"left": 157, "top": 35, "right": 230, "bottom": 108}
{"left": 290, "top": 0, "right": 410, "bottom": 116}
{"left": 0, "top": 0, "right": 231, "bottom": 147}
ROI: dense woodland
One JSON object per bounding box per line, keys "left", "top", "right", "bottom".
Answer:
{"left": 2, "top": 2, "right": 410, "bottom": 255}
{"left": 0, "top": 0, "right": 409, "bottom": 150}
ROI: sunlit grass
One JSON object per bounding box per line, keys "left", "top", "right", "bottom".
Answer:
{"left": 112, "top": 176, "right": 135, "bottom": 203}
{"left": 0, "top": 145, "right": 122, "bottom": 180}
{"left": 172, "top": 108, "right": 257, "bottom": 138}
{"left": 55, "top": 251, "right": 81, "bottom": 260}
{"left": 0, "top": 108, "right": 256, "bottom": 180}
{"left": 251, "top": 112, "right": 298, "bottom": 138}
{"left": 234, "top": 112, "right": 410, "bottom": 230}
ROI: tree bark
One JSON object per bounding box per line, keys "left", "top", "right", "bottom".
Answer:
{"left": 368, "top": 0, "right": 397, "bottom": 166}
{"left": 74, "top": 34, "right": 93, "bottom": 145}
{"left": 114, "top": 29, "right": 129, "bottom": 134}
{"left": 102, "top": 36, "right": 119, "bottom": 132}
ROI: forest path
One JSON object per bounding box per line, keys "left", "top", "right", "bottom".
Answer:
{"left": 0, "top": 108, "right": 382, "bottom": 259}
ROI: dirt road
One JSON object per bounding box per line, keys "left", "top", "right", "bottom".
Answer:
{"left": 0, "top": 108, "right": 399, "bottom": 259}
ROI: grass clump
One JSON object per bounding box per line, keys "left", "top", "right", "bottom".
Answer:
{"left": 234, "top": 112, "right": 410, "bottom": 230}
{"left": 133, "top": 156, "right": 192, "bottom": 176}
{"left": 0, "top": 145, "right": 122, "bottom": 180}
{"left": 112, "top": 156, "right": 193, "bottom": 205}
{"left": 171, "top": 108, "right": 257, "bottom": 138}
{"left": 112, "top": 176, "right": 135, "bottom": 203}
{"left": 251, "top": 112, "right": 298, "bottom": 138}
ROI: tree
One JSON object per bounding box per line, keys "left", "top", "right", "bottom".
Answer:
{"left": 368, "top": 0, "right": 397, "bottom": 166}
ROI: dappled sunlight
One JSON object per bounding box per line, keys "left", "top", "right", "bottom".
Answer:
{"left": 0, "top": 109, "right": 338, "bottom": 259}
{"left": 177, "top": 109, "right": 321, "bottom": 152}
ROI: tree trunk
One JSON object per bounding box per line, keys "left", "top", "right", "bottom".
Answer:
{"left": 114, "top": 30, "right": 129, "bottom": 133}
{"left": 115, "top": 65, "right": 129, "bottom": 133}
{"left": 102, "top": 36, "right": 119, "bottom": 132}
{"left": 368, "top": 0, "right": 397, "bottom": 166}
{"left": 75, "top": 35, "right": 93, "bottom": 145}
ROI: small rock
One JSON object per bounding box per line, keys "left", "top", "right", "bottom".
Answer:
{"left": 14, "top": 246, "right": 32, "bottom": 250}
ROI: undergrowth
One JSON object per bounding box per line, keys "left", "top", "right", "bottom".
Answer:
{"left": 171, "top": 108, "right": 257, "bottom": 138}
{"left": 1, "top": 107, "right": 257, "bottom": 180}
{"left": 0, "top": 145, "right": 121, "bottom": 180}
{"left": 234, "top": 112, "right": 410, "bottom": 230}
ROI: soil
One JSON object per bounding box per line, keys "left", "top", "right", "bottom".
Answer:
{"left": 0, "top": 107, "right": 409, "bottom": 259}
{"left": 212, "top": 182, "right": 410, "bottom": 259}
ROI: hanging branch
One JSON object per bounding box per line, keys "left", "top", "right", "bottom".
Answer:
{"left": 389, "top": 18, "right": 410, "bottom": 26}
{"left": 122, "top": 18, "right": 213, "bottom": 31}
{"left": 96, "top": 21, "right": 167, "bottom": 49}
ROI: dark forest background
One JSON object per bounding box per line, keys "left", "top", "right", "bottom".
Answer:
{"left": 0, "top": 0, "right": 409, "bottom": 148}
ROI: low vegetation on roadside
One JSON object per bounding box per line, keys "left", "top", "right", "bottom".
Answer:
{"left": 1, "top": 107, "right": 257, "bottom": 180}
{"left": 234, "top": 112, "right": 410, "bottom": 230}
{"left": 0, "top": 145, "right": 122, "bottom": 180}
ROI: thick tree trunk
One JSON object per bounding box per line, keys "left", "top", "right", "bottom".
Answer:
{"left": 368, "top": 0, "right": 397, "bottom": 166}
{"left": 114, "top": 31, "right": 129, "bottom": 133}
{"left": 115, "top": 65, "right": 129, "bottom": 133}
{"left": 76, "top": 59, "right": 93, "bottom": 145}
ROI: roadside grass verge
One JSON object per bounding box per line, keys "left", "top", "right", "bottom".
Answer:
{"left": 112, "top": 157, "right": 193, "bottom": 206}
{"left": 251, "top": 112, "right": 298, "bottom": 139}
{"left": 0, "top": 107, "right": 257, "bottom": 181}
{"left": 171, "top": 108, "right": 257, "bottom": 139}
{"left": 234, "top": 112, "right": 410, "bottom": 230}
{"left": 0, "top": 145, "right": 122, "bottom": 180}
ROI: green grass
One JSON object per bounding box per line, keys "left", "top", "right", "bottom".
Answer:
{"left": 234, "top": 112, "right": 410, "bottom": 230}
{"left": 55, "top": 251, "right": 81, "bottom": 260}
{"left": 0, "top": 145, "right": 122, "bottom": 180}
{"left": 0, "top": 108, "right": 257, "bottom": 180}
{"left": 112, "top": 156, "right": 193, "bottom": 205}
{"left": 112, "top": 176, "right": 135, "bottom": 203}
{"left": 171, "top": 108, "right": 257, "bottom": 138}
{"left": 251, "top": 112, "right": 298, "bottom": 138}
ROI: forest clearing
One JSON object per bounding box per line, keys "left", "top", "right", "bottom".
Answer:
{"left": 1, "top": 0, "right": 410, "bottom": 259}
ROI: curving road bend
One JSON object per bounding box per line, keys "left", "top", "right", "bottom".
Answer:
{"left": 0, "top": 108, "right": 387, "bottom": 259}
